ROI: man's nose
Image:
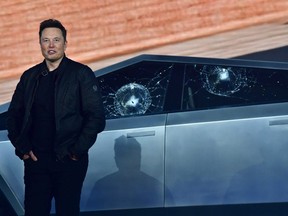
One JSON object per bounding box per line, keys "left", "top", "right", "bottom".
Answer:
{"left": 49, "top": 41, "right": 55, "bottom": 47}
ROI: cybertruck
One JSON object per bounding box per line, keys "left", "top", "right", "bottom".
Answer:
{"left": 1, "top": 54, "right": 288, "bottom": 215}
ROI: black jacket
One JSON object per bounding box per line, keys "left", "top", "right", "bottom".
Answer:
{"left": 7, "top": 56, "right": 106, "bottom": 159}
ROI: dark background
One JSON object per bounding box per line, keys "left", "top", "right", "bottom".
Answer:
{"left": 235, "top": 46, "right": 288, "bottom": 63}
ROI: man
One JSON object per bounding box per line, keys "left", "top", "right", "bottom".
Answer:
{"left": 7, "top": 19, "right": 106, "bottom": 216}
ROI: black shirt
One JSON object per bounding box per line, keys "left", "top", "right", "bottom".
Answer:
{"left": 30, "top": 69, "right": 56, "bottom": 154}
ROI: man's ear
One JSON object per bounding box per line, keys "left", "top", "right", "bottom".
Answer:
{"left": 64, "top": 40, "right": 68, "bottom": 51}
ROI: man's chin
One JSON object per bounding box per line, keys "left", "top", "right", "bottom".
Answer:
{"left": 45, "top": 56, "right": 64, "bottom": 63}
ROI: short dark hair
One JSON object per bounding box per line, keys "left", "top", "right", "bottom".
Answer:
{"left": 39, "top": 19, "right": 67, "bottom": 41}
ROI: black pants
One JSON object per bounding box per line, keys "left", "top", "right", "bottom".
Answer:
{"left": 23, "top": 153, "right": 88, "bottom": 216}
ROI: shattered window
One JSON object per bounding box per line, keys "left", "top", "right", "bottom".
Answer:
{"left": 98, "top": 61, "right": 173, "bottom": 119}
{"left": 183, "top": 63, "right": 288, "bottom": 110}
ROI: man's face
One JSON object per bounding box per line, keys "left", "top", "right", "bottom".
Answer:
{"left": 40, "top": 27, "right": 67, "bottom": 63}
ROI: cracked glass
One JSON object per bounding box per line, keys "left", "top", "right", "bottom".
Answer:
{"left": 183, "top": 63, "right": 288, "bottom": 110}
{"left": 98, "top": 61, "right": 173, "bottom": 119}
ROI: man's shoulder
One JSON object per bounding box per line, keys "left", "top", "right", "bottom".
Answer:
{"left": 65, "top": 57, "right": 89, "bottom": 70}
{"left": 21, "top": 62, "right": 43, "bottom": 78}
{"left": 65, "top": 57, "right": 94, "bottom": 79}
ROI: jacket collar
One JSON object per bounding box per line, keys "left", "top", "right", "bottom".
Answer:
{"left": 38, "top": 55, "right": 68, "bottom": 81}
